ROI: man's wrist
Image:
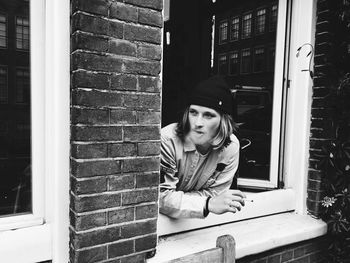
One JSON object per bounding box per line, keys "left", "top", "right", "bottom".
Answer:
{"left": 203, "top": 196, "right": 211, "bottom": 217}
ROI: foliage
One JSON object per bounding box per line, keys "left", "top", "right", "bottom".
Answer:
{"left": 315, "top": 1, "right": 350, "bottom": 262}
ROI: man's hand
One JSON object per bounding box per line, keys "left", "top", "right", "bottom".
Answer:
{"left": 208, "top": 190, "right": 246, "bottom": 214}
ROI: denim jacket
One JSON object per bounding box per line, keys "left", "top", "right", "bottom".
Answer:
{"left": 159, "top": 123, "right": 240, "bottom": 218}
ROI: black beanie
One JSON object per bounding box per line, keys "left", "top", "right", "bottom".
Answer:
{"left": 188, "top": 75, "right": 234, "bottom": 116}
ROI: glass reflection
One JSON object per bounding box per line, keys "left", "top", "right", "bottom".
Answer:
{"left": 0, "top": 0, "right": 31, "bottom": 216}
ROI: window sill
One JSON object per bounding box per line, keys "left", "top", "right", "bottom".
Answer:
{"left": 0, "top": 223, "right": 52, "bottom": 262}
{"left": 148, "top": 212, "right": 327, "bottom": 262}
{"left": 158, "top": 189, "right": 295, "bottom": 236}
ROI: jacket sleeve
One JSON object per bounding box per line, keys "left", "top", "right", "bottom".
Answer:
{"left": 159, "top": 134, "right": 240, "bottom": 219}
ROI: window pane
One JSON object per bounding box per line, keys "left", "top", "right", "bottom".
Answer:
{"left": 218, "top": 54, "right": 228, "bottom": 74}
{"left": 213, "top": 0, "right": 279, "bottom": 182}
{"left": 254, "top": 47, "right": 265, "bottom": 72}
{"left": 219, "top": 21, "right": 228, "bottom": 43}
{"left": 0, "top": 0, "right": 31, "bottom": 216}
{"left": 229, "top": 52, "right": 239, "bottom": 75}
{"left": 0, "top": 14, "right": 6, "bottom": 48}
{"left": 256, "top": 9, "right": 266, "bottom": 35}
{"left": 270, "top": 4, "right": 278, "bottom": 31}
{"left": 230, "top": 17, "right": 239, "bottom": 41}
{"left": 242, "top": 13, "right": 252, "bottom": 39}
{"left": 16, "top": 17, "right": 29, "bottom": 50}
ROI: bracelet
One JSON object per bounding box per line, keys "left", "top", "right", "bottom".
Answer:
{"left": 203, "top": 196, "right": 211, "bottom": 217}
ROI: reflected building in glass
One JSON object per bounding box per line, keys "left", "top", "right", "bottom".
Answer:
{"left": 0, "top": 0, "right": 31, "bottom": 215}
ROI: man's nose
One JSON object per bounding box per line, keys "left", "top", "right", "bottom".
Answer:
{"left": 195, "top": 115, "right": 204, "bottom": 126}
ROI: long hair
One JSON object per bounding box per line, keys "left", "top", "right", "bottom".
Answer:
{"left": 176, "top": 106, "right": 237, "bottom": 150}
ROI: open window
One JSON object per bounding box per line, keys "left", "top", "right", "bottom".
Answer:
{"left": 158, "top": 0, "right": 316, "bottom": 248}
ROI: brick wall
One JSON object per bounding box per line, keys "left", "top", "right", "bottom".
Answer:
{"left": 70, "top": 0, "right": 163, "bottom": 262}
{"left": 237, "top": 237, "right": 327, "bottom": 263}
{"left": 307, "top": 0, "right": 336, "bottom": 217}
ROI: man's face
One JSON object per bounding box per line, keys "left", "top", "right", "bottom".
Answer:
{"left": 188, "top": 105, "right": 221, "bottom": 153}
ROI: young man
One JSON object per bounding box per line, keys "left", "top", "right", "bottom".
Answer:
{"left": 160, "top": 75, "right": 246, "bottom": 218}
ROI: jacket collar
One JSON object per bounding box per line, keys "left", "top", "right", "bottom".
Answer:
{"left": 184, "top": 135, "right": 196, "bottom": 152}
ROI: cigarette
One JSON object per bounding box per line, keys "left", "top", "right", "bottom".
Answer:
{"left": 244, "top": 198, "right": 254, "bottom": 202}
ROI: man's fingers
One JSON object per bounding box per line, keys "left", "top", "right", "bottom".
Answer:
{"left": 228, "top": 190, "right": 247, "bottom": 199}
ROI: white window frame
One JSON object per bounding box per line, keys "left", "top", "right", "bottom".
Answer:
{"left": 0, "top": 0, "right": 70, "bottom": 262}
{"left": 158, "top": 0, "right": 316, "bottom": 236}
{"left": 255, "top": 8, "right": 267, "bottom": 35}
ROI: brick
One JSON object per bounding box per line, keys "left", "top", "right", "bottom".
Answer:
{"left": 71, "top": 246, "right": 107, "bottom": 263}
{"left": 135, "top": 234, "right": 157, "bottom": 252}
{"left": 136, "top": 173, "right": 159, "bottom": 188}
{"left": 137, "top": 142, "right": 160, "bottom": 156}
{"left": 72, "top": 52, "right": 123, "bottom": 72}
{"left": 71, "top": 193, "right": 121, "bottom": 213}
{"left": 72, "top": 0, "right": 109, "bottom": 16}
{"left": 109, "top": 174, "right": 135, "bottom": 191}
{"left": 72, "top": 13, "right": 109, "bottom": 35}
{"left": 281, "top": 250, "right": 293, "bottom": 262}
{"left": 120, "top": 219, "right": 157, "bottom": 238}
{"left": 123, "top": 157, "right": 160, "bottom": 173}
{"left": 267, "top": 254, "right": 280, "bottom": 263}
{"left": 108, "top": 207, "right": 134, "bottom": 224}
{"left": 138, "top": 8, "right": 162, "bottom": 27}
{"left": 110, "top": 74, "right": 137, "bottom": 91}
{"left": 307, "top": 199, "right": 321, "bottom": 215}
{"left": 109, "top": 39, "right": 137, "bottom": 57}
{"left": 72, "top": 227, "right": 120, "bottom": 248}
{"left": 72, "top": 143, "right": 108, "bottom": 159}
{"left": 108, "top": 240, "right": 134, "bottom": 258}
{"left": 72, "top": 211, "right": 107, "bottom": 231}
{"left": 72, "top": 160, "right": 121, "bottom": 177}
{"left": 308, "top": 179, "right": 322, "bottom": 190}
{"left": 109, "top": 2, "right": 138, "bottom": 22}
{"left": 71, "top": 176, "right": 107, "bottom": 194}
{"left": 124, "top": 24, "right": 162, "bottom": 44}
{"left": 72, "top": 89, "right": 123, "bottom": 108}
{"left": 109, "top": 143, "right": 137, "bottom": 157}
{"left": 120, "top": 253, "right": 146, "bottom": 263}
{"left": 311, "top": 108, "right": 333, "bottom": 118}
{"left": 138, "top": 76, "right": 161, "bottom": 92}
{"left": 110, "top": 110, "right": 137, "bottom": 124}
{"left": 72, "top": 71, "right": 110, "bottom": 89}
{"left": 292, "top": 255, "right": 309, "bottom": 263}
{"left": 137, "top": 111, "right": 161, "bottom": 124}
{"left": 122, "top": 188, "right": 158, "bottom": 205}
{"left": 123, "top": 94, "right": 161, "bottom": 110}
{"left": 71, "top": 108, "right": 109, "bottom": 125}
{"left": 72, "top": 32, "right": 109, "bottom": 53}
{"left": 308, "top": 170, "right": 323, "bottom": 180}
{"left": 123, "top": 126, "right": 160, "bottom": 141}
{"left": 123, "top": 59, "right": 161, "bottom": 76}
{"left": 124, "top": 0, "right": 163, "bottom": 10}
{"left": 108, "top": 20, "right": 124, "bottom": 38}
{"left": 71, "top": 126, "right": 122, "bottom": 141}
{"left": 137, "top": 43, "right": 162, "bottom": 60}
{"left": 135, "top": 204, "right": 158, "bottom": 220}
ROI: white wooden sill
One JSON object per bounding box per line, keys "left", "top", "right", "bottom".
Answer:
{"left": 0, "top": 223, "right": 52, "bottom": 263}
{"left": 148, "top": 213, "right": 327, "bottom": 263}
{"left": 158, "top": 189, "right": 296, "bottom": 236}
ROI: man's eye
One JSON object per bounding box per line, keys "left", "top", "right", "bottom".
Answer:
{"left": 204, "top": 113, "right": 214, "bottom": 118}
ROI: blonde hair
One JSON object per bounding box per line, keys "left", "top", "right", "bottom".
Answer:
{"left": 176, "top": 106, "right": 236, "bottom": 150}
